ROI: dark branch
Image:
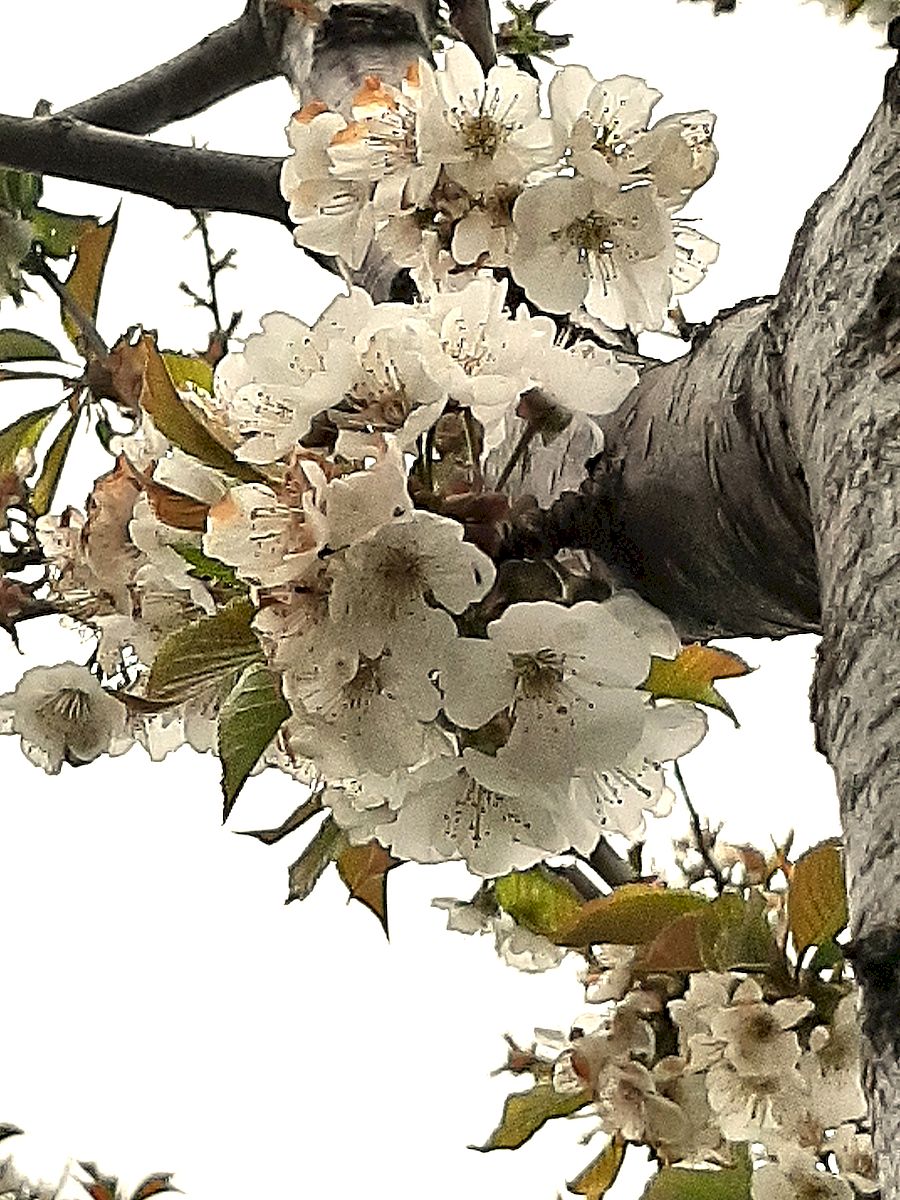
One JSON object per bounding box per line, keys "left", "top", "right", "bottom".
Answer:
{"left": 61, "top": 3, "right": 279, "bottom": 136}
{"left": 448, "top": 0, "right": 497, "bottom": 70}
{"left": 0, "top": 113, "right": 287, "bottom": 224}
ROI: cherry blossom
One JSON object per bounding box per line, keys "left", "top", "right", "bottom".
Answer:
{"left": 0, "top": 663, "right": 130, "bottom": 774}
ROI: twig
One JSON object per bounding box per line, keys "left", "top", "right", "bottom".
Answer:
{"left": 495, "top": 421, "right": 537, "bottom": 491}
{"left": 674, "top": 761, "right": 726, "bottom": 893}
{"left": 182, "top": 210, "right": 242, "bottom": 360}
{"left": 30, "top": 255, "right": 109, "bottom": 363}
{"left": 0, "top": 113, "right": 287, "bottom": 225}
{"left": 448, "top": 0, "right": 497, "bottom": 69}
{"left": 61, "top": 2, "right": 278, "bottom": 136}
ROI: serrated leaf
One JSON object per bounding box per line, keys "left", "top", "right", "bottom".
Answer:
{"left": 61, "top": 209, "right": 118, "bottom": 350}
{"left": 0, "top": 405, "right": 56, "bottom": 475}
{"left": 568, "top": 1137, "right": 626, "bottom": 1199}
{"left": 287, "top": 816, "right": 345, "bottom": 904}
{"left": 788, "top": 839, "right": 848, "bottom": 957}
{"left": 643, "top": 644, "right": 752, "bottom": 725}
{"left": 555, "top": 884, "right": 709, "bottom": 949}
{"left": 0, "top": 329, "right": 61, "bottom": 362}
{"left": 109, "top": 333, "right": 263, "bottom": 483}
{"left": 494, "top": 866, "right": 584, "bottom": 939}
{"left": 171, "top": 542, "right": 244, "bottom": 588}
{"left": 474, "top": 1083, "right": 591, "bottom": 1151}
{"left": 30, "top": 208, "right": 95, "bottom": 259}
{"left": 146, "top": 598, "right": 262, "bottom": 704}
{"left": 336, "top": 840, "right": 399, "bottom": 935}
{"left": 162, "top": 352, "right": 214, "bottom": 395}
{"left": 218, "top": 662, "right": 290, "bottom": 821}
{"left": 641, "top": 1147, "right": 751, "bottom": 1200}
{"left": 77, "top": 1161, "right": 119, "bottom": 1200}
{"left": 130, "top": 1172, "right": 181, "bottom": 1200}
{"left": 31, "top": 409, "right": 79, "bottom": 515}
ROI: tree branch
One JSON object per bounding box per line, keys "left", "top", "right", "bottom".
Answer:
{"left": 60, "top": 2, "right": 279, "bottom": 136}
{"left": 0, "top": 113, "right": 286, "bottom": 224}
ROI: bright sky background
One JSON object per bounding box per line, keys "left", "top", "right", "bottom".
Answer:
{"left": 0, "top": 2, "right": 892, "bottom": 1198}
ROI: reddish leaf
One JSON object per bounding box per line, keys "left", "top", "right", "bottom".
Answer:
{"left": 337, "top": 840, "right": 399, "bottom": 935}
{"left": 643, "top": 644, "right": 752, "bottom": 725}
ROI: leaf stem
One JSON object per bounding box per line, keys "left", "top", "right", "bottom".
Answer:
{"left": 32, "top": 255, "right": 109, "bottom": 363}
{"left": 495, "top": 421, "right": 537, "bottom": 492}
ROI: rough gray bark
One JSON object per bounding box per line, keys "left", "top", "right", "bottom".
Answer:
{"left": 774, "top": 50, "right": 899, "bottom": 1192}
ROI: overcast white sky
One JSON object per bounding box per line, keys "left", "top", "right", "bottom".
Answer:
{"left": 0, "top": 3, "right": 892, "bottom": 1198}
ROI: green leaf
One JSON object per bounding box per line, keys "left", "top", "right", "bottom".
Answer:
{"left": 0, "top": 405, "right": 56, "bottom": 476}
{"left": 0, "top": 329, "right": 61, "bottom": 363}
{"left": 568, "top": 1137, "right": 626, "bottom": 1200}
{"left": 494, "top": 866, "right": 585, "bottom": 939}
{"left": 162, "top": 352, "right": 214, "bottom": 395}
{"left": 146, "top": 598, "right": 262, "bottom": 704}
{"left": 61, "top": 209, "right": 118, "bottom": 349}
{"left": 641, "top": 1147, "right": 752, "bottom": 1200}
{"left": 31, "top": 409, "right": 80, "bottom": 515}
{"left": 788, "top": 839, "right": 848, "bottom": 957}
{"left": 217, "top": 662, "right": 290, "bottom": 821}
{"left": 474, "top": 1083, "right": 591, "bottom": 1152}
{"left": 643, "top": 644, "right": 752, "bottom": 726}
{"left": 171, "top": 542, "right": 245, "bottom": 590}
{"left": 30, "top": 208, "right": 95, "bottom": 259}
{"left": 287, "top": 816, "right": 345, "bottom": 904}
{"left": 336, "top": 840, "right": 398, "bottom": 936}
{"left": 110, "top": 333, "right": 264, "bottom": 483}
{"left": 639, "top": 892, "right": 774, "bottom": 973}
{"left": 555, "top": 884, "right": 709, "bottom": 949}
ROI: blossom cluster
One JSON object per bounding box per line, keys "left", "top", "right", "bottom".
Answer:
{"left": 464, "top": 849, "right": 875, "bottom": 1198}
{"left": 543, "top": 973, "right": 875, "bottom": 1198}
{"left": 0, "top": 269, "right": 708, "bottom": 878}
{"left": 281, "top": 44, "right": 719, "bottom": 331}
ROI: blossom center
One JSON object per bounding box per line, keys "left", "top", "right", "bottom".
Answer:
{"left": 510, "top": 649, "right": 565, "bottom": 700}
{"left": 35, "top": 687, "right": 92, "bottom": 729}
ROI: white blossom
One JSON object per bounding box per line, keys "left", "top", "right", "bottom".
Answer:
{"left": 510, "top": 176, "right": 676, "bottom": 330}
{"left": 0, "top": 663, "right": 130, "bottom": 774}
{"left": 326, "top": 509, "right": 495, "bottom": 658}
{"left": 708, "top": 977, "right": 814, "bottom": 1077}
{"left": 752, "top": 1145, "right": 853, "bottom": 1200}
{"left": 417, "top": 43, "right": 561, "bottom": 195}
{"left": 280, "top": 104, "right": 376, "bottom": 270}
{"left": 828, "top": 1125, "right": 879, "bottom": 1194}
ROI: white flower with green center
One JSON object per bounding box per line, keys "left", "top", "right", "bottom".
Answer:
{"left": 510, "top": 175, "right": 676, "bottom": 329}
{"left": 417, "top": 43, "right": 561, "bottom": 195}
{"left": 327, "top": 509, "right": 495, "bottom": 658}
{"left": 0, "top": 663, "right": 130, "bottom": 774}
{"left": 280, "top": 105, "right": 376, "bottom": 271}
